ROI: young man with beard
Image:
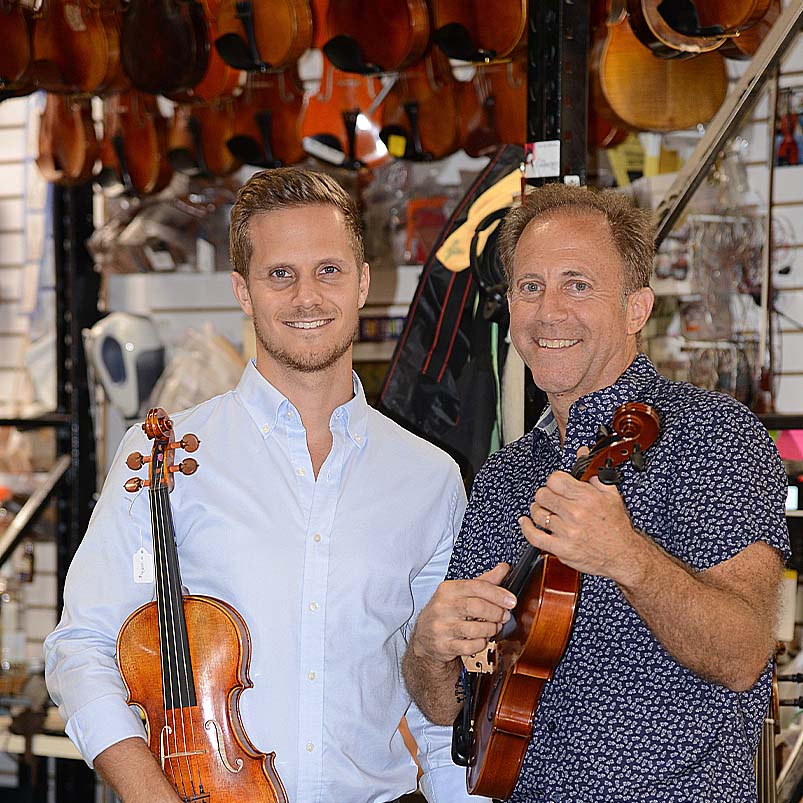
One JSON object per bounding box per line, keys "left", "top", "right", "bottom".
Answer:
{"left": 403, "top": 183, "right": 789, "bottom": 803}
{"left": 44, "top": 168, "right": 482, "bottom": 803}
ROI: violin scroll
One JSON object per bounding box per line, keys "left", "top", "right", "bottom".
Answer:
{"left": 125, "top": 408, "right": 201, "bottom": 492}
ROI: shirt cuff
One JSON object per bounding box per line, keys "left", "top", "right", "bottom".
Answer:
{"left": 64, "top": 694, "right": 147, "bottom": 768}
{"left": 419, "top": 763, "right": 493, "bottom": 803}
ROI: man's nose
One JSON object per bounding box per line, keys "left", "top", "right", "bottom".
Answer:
{"left": 538, "top": 285, "right": 569, "bottom": 323}
{"left": 292, "top": 274, "right": 324, "bottom": 308}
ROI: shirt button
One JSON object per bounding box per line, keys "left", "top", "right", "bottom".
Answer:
{"left": 578, "top": 404, "right": 587, "bottom": 411}
{"left": 261, "top": 424, "right": 270, "bottom": 434}
{"left": 296, "top": 467, "right": 306, "bottom": 477}
{"left": 309, "top": 601, "right": 319, "bottom": 611}
{"left": 306, "top": 741, "right": 314, "bottom": 752}
{"left": 352, "top": 433, "right": 362, "bottom": 442}
{"left": 313, "top": 533, "right": 321, "bottom": 543}
{"left": 286, "top": 410, "right": 294, "bottom": 419}
{"left": 547, "top": 720, "right": 556, "bottom": 732}
{"left": 308, "top": 671, "right": 316, "bottom": 681}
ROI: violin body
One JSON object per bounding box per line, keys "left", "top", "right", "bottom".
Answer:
{"left": 227, "top": 67, "right": 305, "bottom": 167}
{"left": 37, "top": 94, "right": 99, "bottom": 185}
{"left": 324, "top": 0, "right": 429, "bottom": 73}
{"left": 121, "top": 0, "right": 209, "bottom": 94}
{"left": 300, "top": 61, "right": 389, "bottom": 169}
{"left": 626, "top": 0, "right": 728, "bottom": 59}
{"left": 380, "top": 51, "right": 460, "bottom": 161}
{"left": 31, "top": 0, "right": 125, "bottom": 94}
{"left": 168, "top": 100, "right": 241, "bottom": 177}
{"left": 715, "top": 0, "right": 779, "bottom": 60}
{"left": 459, "top": 402, "right": 660, "bottom": 798}
{"left": 457, "top": 57, "right": 526, "bottom": 157}
{"left": 215, "top": 0, "right": 312, "bottom": 71}
{"left": 467, "top": 556, "right": 580, "bottom": 797}
{"left": 0, "top": 1, "right": 32, "bottom": 89}
{"left": 99, "top": 91, "right": 173, "bottom": 195}
{"left": 118, "top": 595, "right": 287, "bottom": 803}
{"left": 595, "top": 2, "right": 727, "bottom": 132}
{"left": 431, "top": 0, "right": 526, "bottom": 62}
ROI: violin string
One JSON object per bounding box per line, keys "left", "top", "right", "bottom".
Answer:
{"left": 153, "top": 482, "right": 196, "bottom": 798}
{"left": 153, "top": 484, "right": 190, "bottom": 799}
{"left": 158, "top": 483, "right": 202, "bottom": 798}
{"left": 163, "top": 490, "right": 204, "bottom": 793}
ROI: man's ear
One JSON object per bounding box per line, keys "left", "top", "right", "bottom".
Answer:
{"left": 358, "top": 262, "right": 370, "bottom": 310}
{"left": 231, "top": 271, "right": 253, "bottom": 317}
{"left": 626, "top": 286, "right": 654, "bottom": 335}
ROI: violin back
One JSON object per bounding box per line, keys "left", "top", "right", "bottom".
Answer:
{"left": 597, "top": 8, "right": 727, "bottom": 132}
{"left": 121, "top": 0, "right": 209, "bottom": 94}
{"left": 431, "top": 0, "right": 526, "bottom": 61}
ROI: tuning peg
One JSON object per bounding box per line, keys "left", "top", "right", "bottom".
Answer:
{"left": 124, "top": 477, "right": 149, "bottom": 493}
{"left": 126, "top": 451, "right": 151, "bottom": 470}
{"left": 597, "top": 458, "right": 622, "bottom": 486}
{"left": 169, "top": 457, "right": 198, "bottom": 476}
{"left": 631, "top": 443, "right": 646, "bottom": 472}
{"left": 167, "top": 433, "right": 200, "bottom": 453}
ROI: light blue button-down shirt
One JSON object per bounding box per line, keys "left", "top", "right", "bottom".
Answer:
{"left": 44, "top": 361, "right": 486, "bottom": 803}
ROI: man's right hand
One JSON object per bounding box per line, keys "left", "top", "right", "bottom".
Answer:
{"left": 410, "top": 563, "right": 516, "bottom": 665}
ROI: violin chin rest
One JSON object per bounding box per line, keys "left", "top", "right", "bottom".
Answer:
{"left": 322, "top": 35, "right": 382, "bottom": 76}
{"left": 226, "top": 135, "right": 281, "bottom": 169}
{"left": 433, "top": 23, "right": 495, "bottom": 63}
{"left": 214, "top": 34, "right": 269, "bottom": 73}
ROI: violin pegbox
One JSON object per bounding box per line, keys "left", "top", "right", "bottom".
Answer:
{"left": 124, "top": 407, "right": 200, "bottom": 493}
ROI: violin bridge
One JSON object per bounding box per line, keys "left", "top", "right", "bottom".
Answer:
{"left": 462, "top": 641, "right": 496, "bottom": 674}
{"left": 205, "top": 718, "right": 244, "bottom": 773}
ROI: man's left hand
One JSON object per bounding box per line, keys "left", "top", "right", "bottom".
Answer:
{"left": 520, "top": 465, "right": 649, "bottom": 585}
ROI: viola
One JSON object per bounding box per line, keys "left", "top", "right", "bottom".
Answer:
{"left": 117, "top": 409, "right": 288, "bottom": 803}
{"left": 98, "top": 91, "right": 173, "bottom": 195}
{"left": 30, "top": 0, "right": 126, "bottom": 94}
{"left": 456, "top": 57, "right": 526, "bottom": 158}
{"left": 430, "top": 0, "right": 526, "bottom": 62}
{"left": 380, "top": 50, "right": 460, "bottom": 161}
{"left": 0, "top": 0, "right": 32, "bottom": 90}
{"left": 453, "top": 402, "right": 660, "bottom": 798}
{"left": 214, "top": 0, "right": 312, "bottom": 72}
{"left": 593, "top": 0, "right": 727, "bottom": 133}
{"left": 227, "top": 66, "right": 305, "bottom": 168}
{"left": 300, "top": 60, "right": 390, "bottom": 170}
{"left": 120, "top": 0, "right": 209, "bottom": 95}
{"left": 36, "top": 93, "right": 99, "bottom": 186}
{"left": 323, "top": 0, "right": 429, "bottom": 74}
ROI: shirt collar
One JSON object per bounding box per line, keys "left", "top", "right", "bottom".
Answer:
{"left": 533, "top": 353, "right": 659, "bottom": 458}
{"left": 235, "top": 360, "right": 369, "bottom": 447}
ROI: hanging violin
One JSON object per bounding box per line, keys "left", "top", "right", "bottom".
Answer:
{"left": 117, "top": 408, "right": 288, "bottom": 803}
{"left": 0, "top": 0, "right": 32, "bottom": 90}
{"left": 453, "top": 402, "right": 660, "bottom": 798}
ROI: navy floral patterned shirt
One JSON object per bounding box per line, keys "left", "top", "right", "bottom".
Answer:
{"left": 447, "top": 354, "right": 790, "bottom": 803}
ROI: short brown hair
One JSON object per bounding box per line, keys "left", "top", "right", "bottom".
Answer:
{"left": 229, "top": 167, "right": 364, "bottom": 281}
{"left": 498, "top": 183, "right": 654, "bottom": 295}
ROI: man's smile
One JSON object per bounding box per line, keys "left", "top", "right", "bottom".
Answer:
{"left": 537, "top": 338, "right": 580, "bottom": 349}
{"left": 284, "top": 319, "right": 333, "bottom": 329}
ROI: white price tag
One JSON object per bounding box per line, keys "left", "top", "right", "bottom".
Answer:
{"left": 133, "top": 548, "right": 154, "bottom": 584}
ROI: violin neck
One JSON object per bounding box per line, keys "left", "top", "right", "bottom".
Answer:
{"left": 149, "top": 486, "right": 197, "bottom": 708}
